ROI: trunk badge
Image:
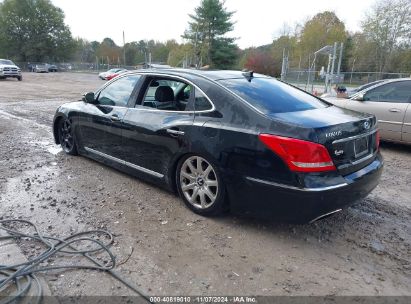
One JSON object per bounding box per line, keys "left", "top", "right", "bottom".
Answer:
{"left": 334, "top": 150, "right": 344, "bottom": 156}
{"left": 325, "top": 130, "right": 342, "bottom": 138}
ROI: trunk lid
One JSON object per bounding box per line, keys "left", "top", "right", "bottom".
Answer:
{"left": 269, "top": 106, "right": 379, "bottom": 175}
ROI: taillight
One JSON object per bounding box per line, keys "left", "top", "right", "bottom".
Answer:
{"left": 258, "top": 134, "right": 336, "bottom": 172}
{"left": 375, "top": 130, "right": 380, "bottom": 150}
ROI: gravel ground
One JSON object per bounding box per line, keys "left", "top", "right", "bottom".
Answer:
{"left": 0, "top": 72, "right": 410, "bottom": 297}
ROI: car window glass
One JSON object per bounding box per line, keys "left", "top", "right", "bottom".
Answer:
{"left": 98, "top": 75, "right": 140, "bottom": 107}
{"left": 364, "top": 81, "right": 411, "bottom": 103}
{"left": 219, "top": 77, "right": 328, "bottom": 114}
{"left": 195, "top": 89, "right": 213, "bottom": 111}
{"left": 141, "top": 78, "right": 193, "bottom": 111}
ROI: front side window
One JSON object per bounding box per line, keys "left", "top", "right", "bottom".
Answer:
{"left": 364, "top": 81, "right": 411, "bottom": 103}
{"left": 98, "top": 75, "right": 140, "bottom": 107}
{"left": 219, "top": 77, "right": 328, "bottom": 114}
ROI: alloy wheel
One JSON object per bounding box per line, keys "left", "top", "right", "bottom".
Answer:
{"left": 60, "top": 119, "right": 74, "bottom": 153}
{"left": 180, "top": 156, "right": 219, "bottom": 209}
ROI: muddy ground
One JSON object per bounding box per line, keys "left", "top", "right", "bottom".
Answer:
{"left": 0, "top": 72, "right": 410, "bottom": 297}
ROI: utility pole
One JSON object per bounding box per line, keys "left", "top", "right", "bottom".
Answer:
{"left": 123, "top": 31, "right": 126, "bottom": 67}
{"left": 280, "top": 48, "right": 288, "bottom": 81}
{"left": 350, "top": 58, "right": 356, "bottom": 84}
{"left": 337, "top": 42, "right": 343, "bottom": 76}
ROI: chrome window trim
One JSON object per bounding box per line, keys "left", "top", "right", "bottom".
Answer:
{"left": 85, "top": 147, "right": 164, "bottom": 178}
{"left": 246, "top": 176, "right": 348, "bottom": 192}
{"left": 332, "top": 129, "right": 377, "bottom": 144}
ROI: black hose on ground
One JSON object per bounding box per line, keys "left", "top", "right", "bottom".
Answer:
{"left": 0, "top": 219, "right": 152, "bottom": 303}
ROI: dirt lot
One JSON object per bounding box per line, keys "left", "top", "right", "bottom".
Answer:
{"left": 0, "top": 72, "right": 410, "bottom": 297}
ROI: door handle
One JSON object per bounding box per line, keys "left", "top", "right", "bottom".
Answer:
{"left": 389, "top": 108, "right": 401, "bottom": 113}
{"left": 110, "top": 114, "right": 121, "bottom": 121}
{"left": 166, "top": 128, "right": 185, "bottom": 136}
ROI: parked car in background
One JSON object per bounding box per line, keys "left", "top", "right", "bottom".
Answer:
{"left": 321, "top": 80, "right": 388, "bottom": 98}
{"left": 34, "top": 64, "right": 48, "bottom": 73}
{"left": 105, "top": 69, "right": 128, "bottom": 81}
{"left": 27, "top": 63, "right": 36, "bottom": 72}
{"left": 53, "top": 69, "right": 383, "bottom": 223}
{"left": 98, "top": 68, "right": 124, "bottom": 80}
{"left": 324, "top": 78, "right": 411, "bottom": 144}
{"left": 0, "top": 59, "right": 22, "bottom": 81}
{"left": 48, "top": 64, "right": 58, "bottom": 72}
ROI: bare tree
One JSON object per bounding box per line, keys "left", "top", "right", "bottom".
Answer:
{"left": 361, "top": 0, "right": 411, "bottom": 73}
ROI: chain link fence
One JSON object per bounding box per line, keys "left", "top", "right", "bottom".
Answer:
{"left": 282, "top": 69, "right": 411, "bottom": 93}
{"left": 15, "top": 62, "right": 141, "bottom": 73}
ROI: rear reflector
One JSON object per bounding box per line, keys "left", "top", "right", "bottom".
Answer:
{"left": 258, "top": 134, "right": 336, "bottom": 172}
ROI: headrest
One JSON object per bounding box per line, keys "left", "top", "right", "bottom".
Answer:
{"left": 155, "top": 86, "right": 174, "bottom": 103}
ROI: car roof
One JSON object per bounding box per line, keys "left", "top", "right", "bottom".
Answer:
{"left": 127, "top": 68, "right": 268, "bottom": 81}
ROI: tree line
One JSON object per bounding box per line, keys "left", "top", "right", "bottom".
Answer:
{"left": 0, "top": 0, "right": 410, "bottom": 75}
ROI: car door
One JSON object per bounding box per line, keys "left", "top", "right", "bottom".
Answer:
{"left": 121, "top": 75, "right": 197, "bottom": 178}
{"left": 78, "top": 74, "right": 141, "bottom": 160}
{"left": 347, "top": 80, "right": 411, "bottom": 141}
{"left": 402, "top": 103, "right": 411, "bottom": 144}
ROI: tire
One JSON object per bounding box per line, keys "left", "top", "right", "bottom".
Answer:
{"left": 17, "top": 76, "right": 22, "bottom": 81}
{"left": 58, "top": 118, "right": 78, "bottom": 155}
{"left": 176, "top": 154, "right": 226, "bottom": 216}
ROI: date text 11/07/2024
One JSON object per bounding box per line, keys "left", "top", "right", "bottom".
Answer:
{"left": 149, "top": 296, "right": 257, "bottom": 303}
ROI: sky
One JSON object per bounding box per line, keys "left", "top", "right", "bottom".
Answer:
{"left": 51, "top": 0, "right": 376, "bottom": 49}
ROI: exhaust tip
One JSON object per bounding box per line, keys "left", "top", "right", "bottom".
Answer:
{"left": 309, "top": 209, "right": 342, "bottom": 224}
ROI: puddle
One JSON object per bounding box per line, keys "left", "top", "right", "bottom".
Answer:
{"left": 47, "top": 146, "right": 62, "bottom": 155}
{"left": 29, "top": 140, "right": 62, "bottom": 155}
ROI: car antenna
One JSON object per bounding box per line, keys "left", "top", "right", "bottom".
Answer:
{"left": 242, "top": 69, "right": 254, "bottom": 82}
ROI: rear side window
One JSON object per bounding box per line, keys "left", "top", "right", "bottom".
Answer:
{"left": 219, "top": 78, "right": 328, "bottom": 114}
{"left": 195, "top": 89, "right": 213, "bottom": 111}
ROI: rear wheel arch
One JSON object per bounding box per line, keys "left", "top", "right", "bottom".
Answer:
{"left": 173, "top": 152, "right": 229, "bottom": 215}
{"left": 169, "top": 151, "right": 224, "bottom": 190}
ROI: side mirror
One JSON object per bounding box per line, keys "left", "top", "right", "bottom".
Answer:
{"left": 82, "top": 92, "right": 96, "bottom": 103}
{"left": 353, "top": 92, "right": 365, "bottom": 101}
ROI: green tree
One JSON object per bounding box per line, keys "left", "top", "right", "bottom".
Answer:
{"left": 0, "top": 0, "right": 74, "bottom": 62}
{"left": 167, "top": 43, "right": 194, "bottom": 67}
{"left": 271, "top": 35, "right": 298, "bottom": 76}
{"left": 183, "top": 0, "right": 238, "bottom": 69}
{"left": 299, "top": 11, "right": 347, "bottom": 67}
{"left": 96, "top": 38, "right": 121, "bottom": 65}
{"left": 73, "top": 38, "right": 97, "bottom": 63}
{"left": 361, "top": 0, "right": 411, "bottom": 73}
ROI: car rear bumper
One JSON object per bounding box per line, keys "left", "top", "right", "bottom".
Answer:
{"left": 227, "top": 153, "right": 384, "bottom": 223}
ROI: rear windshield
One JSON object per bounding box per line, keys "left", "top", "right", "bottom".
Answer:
{"left": 219, "top": 77, "right": 328, "bottom": 114}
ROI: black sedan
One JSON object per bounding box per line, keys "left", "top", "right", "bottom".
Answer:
{"left": 53, "top": 69, "right": 383, "bottom": 223}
